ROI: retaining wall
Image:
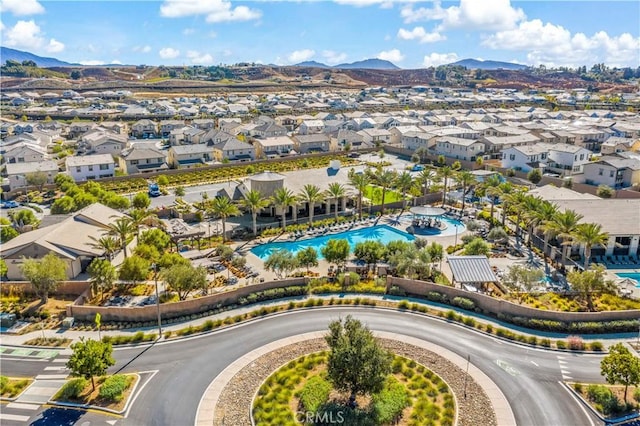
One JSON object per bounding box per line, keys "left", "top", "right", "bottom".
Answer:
{"left": 0, "top": 281, "right": 91, "bottom": 296}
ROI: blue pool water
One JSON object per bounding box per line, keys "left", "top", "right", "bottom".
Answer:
{"left": 391, "top": 213, "right": 466, "bottom": 237}
{"left": 616, "top": 273, "right": 640, "bottom": 287}
{"left": 250, "top": 224, "right": 415, "bottom": 260}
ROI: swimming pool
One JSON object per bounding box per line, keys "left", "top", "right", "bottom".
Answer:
{"left": 250, "top": 224, "right": 415, "bottom": 260}
{"left": 386, "top": 213, "right": 466, "bottom": 237}
{"left": 616, "top": 273, "right": 640, "bottom": 287}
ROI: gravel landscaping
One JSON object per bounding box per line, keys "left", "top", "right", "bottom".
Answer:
{"left": 215, "top": 338, "right": 497, "bottom": 426}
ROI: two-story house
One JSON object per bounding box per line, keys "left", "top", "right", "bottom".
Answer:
{"left": 298, "top": 120, "right": 324, "bottom": 135}
{"left": 3, "top": 143, "right": 48, "bottom": 164}
{"left": 292, "top": 134, "right": 331, "bottom": 154}
{"left": 357, "top": 128, "right": 392, "bottom": 145}
{"left": 433, "top": 137, "right": 485, "bottom": 162}
{"left": 545, "top": 144, "right": 593, "bottom": 176}
{"left": 5, "top": 160, "right": 58, "bottom": 190}
{"left": 583, "top": 156, "right": 640, "bottom": 189}
{"left": 168, "top": 145, "right": 212, "bottom": 169}
{"left": 251, "top": 121, "right": 288, "bottom": 138}
{"left": 211, "top": 138, "right": 255, "bottom": 162}
{"left": 160, "top": 119, "right": 185, "bottom": 137}
{"left": 118, "top": 147, "right": 168, "bottom": 174}
{"left": 65, "top": 154, "right": 115, "bottom": 181}
{"left": 80, "top": 131, "right": 129, "bottom": 156}
{"left": 131, "top": 119, "right": 158, "bottom": 138}
{"left": 253, "top": 136, "right": 295, "bottom": 158}
{"left": 482, "top": 133, "right": 539, "bottom": 159}
{"left": 501, "top": 145, "right": 549, "bottom": 172}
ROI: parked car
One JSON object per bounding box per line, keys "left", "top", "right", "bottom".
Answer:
{"left": 1, "top": 201, "right": 20, "bottom": 209}
{"left": 411, "top": 164, "right": 424, "bottom": 172}
{"left": 148, "top": 183, "right": 161, "bottom": 197}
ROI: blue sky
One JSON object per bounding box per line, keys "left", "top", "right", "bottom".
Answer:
{"left": 1, "top": 0, "right": 638, "bottom": 68}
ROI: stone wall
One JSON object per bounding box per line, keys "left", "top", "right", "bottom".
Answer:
{"left": 389, "top": 276, "right": 640, "bottom": 322}
{"left": 66, "top": 278, "right": 306, "bottom": 322}
{"left": 1, "top": 281, "right": 91, "bottom": 296}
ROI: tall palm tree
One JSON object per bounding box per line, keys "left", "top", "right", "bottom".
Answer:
{"left": 241, "top": 190, "right": 269, "bottom": 236}
{"left": 502, "top": 189, "right": 527, "bottom": 233}
{"left": 395, "top": 171, "right": 414, "bottom": 210}
{"left": 209, "top": 196, "right": 240, "bottom": 242}
{"left": 482, "top": 174, "right": 503, "bottom": 225}
{"left": 572, "top": 223, "right": 609, "bottom": 270}
{"left": 534, "top": 200, "right": 558, "bottom": 260}
{"left": 298, "top": 184, "right": 325, "bottom": 225}
{"left": 348, "top": 172, "right": 370, "bottom": 220}
{"left": 497, "top": 182, "right": 514, "bottom": 226}
{"left": 416, "top": 168, "right": 435, "bottom": 198}
{"left": 106, "top": 217, "right": 137, "bottom": 258}
{"left": 521, "top": 195, "right": 543, "bottom": 247}
{"left": 438, "top": 166, "right": 454, "bottom": 207}
{"left": 457, "top": 170, "right": 475, "bottom": 215}
{"left": 547, "top": 209, "right": 584, "bottom": 266}
{"left": 128, "top": 208, "right": 160, "bottom": 238}
{"left": 325, "top": 182, "right": 347, "bottom": 220}
{"left": 88, "top": 235, "right": 120, "bottom": 260}
{"left": 374, "top": 169, "right": 397, "bottom": 215}
{"left": 271, "top": 187, "right": 296, "bottom": 230}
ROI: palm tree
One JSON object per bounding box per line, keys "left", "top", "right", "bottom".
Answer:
{"left": 298, "top": 184, "right": 325, "bottom": 225}
{"left": 416, "top": 168, "right": 435, "bottom": 198}
{"left": 128, "top": 208, "right": 160, "bottom": 238}
{"left": 325, "top": 182, "right": 347, "bottom": 220}
{"left": 572, "top": 223, "right": 609, "bottom": 270}
{"left": 482, "top": 174, "right": 503, "bottom": 225}
{"left": 438, "top": 166, "right": 454, "bottom": 207}
{"left": 534, "top": 200, "right": 558, "bottom": 260}
{"left": 271, "top": 187, "right": 296, "bottom": 230}
{"left": 348, "top": 172, "right": 370, "bottom": 220}
{"left": 209, "top": 196, "right": 240, "bottom": 242}
{"left": 106, "top": 217, "right": 137, "bottom": 258}
{"left": 374, "top": 169, "right": 397, "bottom": 216}
{"left": 241, "top": 190, "right": 269, "bottom": 236}
{"left": 88, "top": 235, "right": 120, "bottom": 260}
{"left": 457, "top": 170, "right": 475, "bottom": 215}
{"left": 502, "top": 189, "right": 527, "bottom": 234}
{"left": 395, "top": 171, "right": 414, "bottom": 210}
{"left": 547, "top": 209, "right": 584, "bottom": 266}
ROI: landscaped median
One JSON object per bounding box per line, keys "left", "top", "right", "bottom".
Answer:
{"left": 0, "top": 376, "right": 34, "bottom": 400}
{"left": 50, "top": 373, "right": 139, "bottom": 415}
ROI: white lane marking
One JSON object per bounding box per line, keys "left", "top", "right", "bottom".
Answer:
{"left": 34, "top": 374, "right": 68, "bottom": 380}
{"left": 530, "top": 360, "right": 539, "bottom": 367}
{"left": 559, "top": 381, "right": 596, "bottom": 426}
{"left": 51, "top": 358, "right": 69, "bottom": 363}
{"left": 106, "top": 421, "right": 118, "bottom": 425}
{"left": 43, "top": 366, "right": 67, "bottom": 371}
{"left": 6, "top": 402, "right": 40, "bottom": 410}
{"left": 0, "top": 414, "right": 30, "bottom": 422}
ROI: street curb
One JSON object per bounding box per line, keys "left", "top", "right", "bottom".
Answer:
{"left": 561, "top": 381, "right": 640, "bottom": 424}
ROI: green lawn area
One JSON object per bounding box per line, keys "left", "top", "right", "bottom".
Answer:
{"left": 363, "top": 185, "right": 404, "bottom": 205}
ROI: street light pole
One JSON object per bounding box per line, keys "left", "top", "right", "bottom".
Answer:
{"left": 463, "top": 354, "right": 471, "bottom": 399}
{"left": 152, "top": 263, "right": 162, "bottom": 338}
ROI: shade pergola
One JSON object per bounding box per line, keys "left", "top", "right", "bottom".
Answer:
{"left": 409, "top": 206, "right": 446, "bottom": 217}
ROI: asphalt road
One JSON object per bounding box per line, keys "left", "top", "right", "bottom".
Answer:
{"left": 2, "top": 307, "right": 606, "bottom": 426}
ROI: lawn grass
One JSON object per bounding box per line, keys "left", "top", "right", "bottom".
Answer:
{"left": 363, "top": 185, "right": 404, "bottom": 205}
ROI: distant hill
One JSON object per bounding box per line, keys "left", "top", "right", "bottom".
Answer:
{"left": 335, "top": 58, "right": 400, "bottom": 70}
{"left": 1, "top": 47, "right": 75, "bottom": 67}
{"left": 293, "top": 60, "right": 331, "bottom": 68}
{"left": 448, "top": 58, "right": 527, "bottom": 70}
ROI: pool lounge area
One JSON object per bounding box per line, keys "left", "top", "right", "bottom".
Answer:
{"left": 250, "top": 224, "right": 415, "bottom": 260}
{"left": 616, "top": 272, "right": 640, "bottom": 287}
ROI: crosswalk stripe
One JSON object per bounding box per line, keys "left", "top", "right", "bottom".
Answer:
{"left": 6, "top": 402, "right": 40, "bottom": 410}
{"left": 51, "top": 358, "right": 69, "bottom": 363}
{"left": 0, "top": 414, "right": 30, "bottom": 422}
{"left": 35, "top": 374, "right": 68, "bottom": 380}
{"left": 43, "top": 366, "right": 67, "bottom": 371}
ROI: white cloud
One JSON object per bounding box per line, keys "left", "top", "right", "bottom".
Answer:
{"left": 288, "top": 49, "right": 315, "bottom": 63}
{"left": 377, "top": 49, "right": 404, "bottom": 62}
{"left": 0, "top": 0, "right": 44, "bottom": 16}
{"left": 2, "top": 20, "right": 62, "bottom": 52}
{"left": 397, "top": 26, "right": 445, "bottom": 43}
{"left": 183, "top": 28, "right": 195, "bottom": 36}
{"left": 401, "top": 0, "right": 525, "bottom": 31}
{"left": 133, "top": 45, "right": 152, "bottom": 53}
{"left": 46, "top": 38, "right": 65, "bottom": 53}
{"left": 483, "top": 20, "right": 640, "bottom": 67}
{"left": 422, "top": 52, "right": 459, "bottom": 67}
{"left": 79, "top": 60, "right": 106, "bottom": 66}
{"left": 322, "top": 50, "right": 348, "bottom": 65}
{"left": 159, "top": 47, "right": 180, "bottom": 59}
{"left": 160, "top": 0, "right": 261, "bottom": 23}
{"left": 186, "top": 50, "right": 214, "bottom": 65}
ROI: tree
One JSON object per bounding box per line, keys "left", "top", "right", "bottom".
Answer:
{"left": 601, "top": 343, "right": 640, "bottom": 402}
{"left": 596, "top": 184, "right": 614, "bottom": 198}
{"left": 25, "top": 171, "right": 48, "bottom": 191}
{"left": 395, "top": 171, "right": 413, "bottom": 210}
{"left": 325, "top": 182, "right": 347, "bottom": 220}
{"left": 70, "top": 70, "right": 82, "bottom": 80}
{"left": 209, "top": 197, "right": 240, "bottom": 242}
{"left": 158, "top": 252, "right": 190, "bottom": 269}
{"left": 87, "top": 258, "right": 117, "bottom": 302}
{"left": 133, "top": 243, "right": 160, "bottom": 263}
{"left": 174, "top": 186, "right": 185, "bottom": 196}
{"left": 54, "top": 174, "right": 75, "bottom": 190}
{"left": 296, "top": 247, "right": 319, "bottom": 273}
{"left": 132, "top": 192, "right": 151, "bottom": 210}
{"left": 67, "top": 338, "right": 115, "bottom": 391}
{"left": 373, "top": 169, "right": 397, "bottom": 215}
{"left": 0, "top": 259, "right": 7, "bottom": 278}
{"left": 128, "top": 208, "right": 159, "bottom": 238}
{"left": 482, "top": 174, "right": 502, "bottom": 225}
{"left": 298, "top": 184, "right": 324, "bottom": 225}
{"left": 241, "top": 189, "right": 269, "bottom": 236}
{"left": 325, "top": 316, "right": 391, "bottom": 399}
{"left": 568, "top": 265, "right": 615, "bottom": 312}
{"left": 73, "top": 191, "right": 97, "bottom": 210}
{"left": 162, "top": 264, "right": 207, "bottom": 300}
{"left": 547, "top": 209, "right": 583, "bottom": 266}
{"left": 20, "top": 252, "right": 67, "bottom": 304}
{"left": 534, "top": 200, "right": 559, "bottom": 260}
{"left": 88, "top": 235, "right": 120, "bottom": 260}
{"left": 0, "top": 217, "right": 19, "bottom": 243}
{"left": 502, "top": 265, "right": 544, "bottom": 303}
{"left": 348, "top": 172, "right": 370, "bottom": 220}
{"left": 139, "top": 228, "right": 171, "bottom": 252}
{"left": 463, "top": 238, "right": 491, "bottom": 256}
{"left": 572, "top": 223, "right": 609, "bottom": 270}
{"left": 388, "top": 244, "right": 431, "bottom": 280}
{"left": 416, "top": 168, "right": 435, "bottom": 197}
{"left": 427, "top": 241, "right": 444, "bottom": 271}
{"left": 353, "top": 240, "right": 386, "bottom": 271}
{"left": 107, "top": 216, "right": 136, "bottom": 258}
{"left": 118, "top": 255, "right": 150, "bottom": 284}
{"left": 51, "top": 196, "right": 77, "bottom": 214}
{"left": 528, "top": 169, "right": 542, "bottom": 185}
{"left": 100, "top": 193, "right": 130, "bottom": 210}
{"left": 439, "top": 166, "right": 454, "bottom": 207}
{"left": 271, "top": 187, "right": 296, "bottom": 230}
{"left": 321, "top": 239, "right": 350, "bottom": 268}
{"left": 457, "top": 170, "right": 475, "bottom": 215}
{"left": 11, "top": 209, "right": 38, "bottom": 228}
{"left": 264, "top": 249, "right": 298, "bottom": 279}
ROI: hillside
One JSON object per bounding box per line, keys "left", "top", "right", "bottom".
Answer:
{"left": 335, "top": 59, "right": 400, "bottom": 70}
{"left": 449, "top": 58, "right": 527, "bottom": 70}
{"left": 1, "top": 47, "right": 74, "bottom": 67}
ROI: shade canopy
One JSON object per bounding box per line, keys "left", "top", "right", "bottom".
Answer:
{"left": 409, "top": 206, "right": 446, "bottom": 217}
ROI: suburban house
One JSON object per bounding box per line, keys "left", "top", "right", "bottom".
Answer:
{"left": 191, "top": 119, "right": 216, "bottom": 130}
{"left": 79, "top": 131, "right": 129, "bottom": 156}
{"left": 432, "top": 137, "right": 485, "bottom": 161}
{"left": 600, "top": 137, "right": 637, "bottom": 155}
{"left": 65, "top": 154, "right": 115, "bottom": 181}
{"left": 211, "top": 138, "right": 256, "bottom": 162}
{"left": 482, "top": 133, "right": 539, "bottom": 159}
{"left": 253, "top": 136, "right": 295, "bottom": 158}
{"left": 298, "top": 120, "right": 324, "bottom": 135}
{"left": 202, "top": 129, "right": 236, "bottom": 146}
{"left": 160, "top": 119, "right": 185, "bottom": 137}
{"left": 5, "top": 160, "right": 58, "bottom": 190}
{"left": 545, "top": 144, "right": 593, "bottom": 176}
{"left": 292, "top": 134, "right": 331, "bottom": 154}
{"left": 401, "top": 130, "right": 435, "bottom": 151}
{"left": 501, "top": 145, "right": 549, "bottom": 172}
{"left": 0, "top": 203, "right": 132, "bottom": 280}
{"left": 332, "top": 129, "right": 368, "bottom": 151}
{"left": 3, "top": 143, "right": 48, "bottom": 164}
{"left": 131, "top": 119, "right": 158, "bottom": 138}
{"left": 583, "top": 156, "right": 640, "bottom": 188}
{"left": 358, "top": 128, "right": 392, "bottom": 145}
{"left": 118, "top": 146, "right": 168, "bottom": 174}
{"left": 251, "top": 121, "right": 288, "bottom": 138}
{"left": 167, "top": 145, "right": 213, "bottom": 169}
{"left": 68, "top": 122, "right": 94, "bottom": 138}
{"left": 169, "top": 126, "right": 206, "bottom": 146}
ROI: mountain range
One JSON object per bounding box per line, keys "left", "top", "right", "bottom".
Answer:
{"left": 1, "top": 47, "right": 75, "bottom": 67}
{"left": 294, "top": 58, "right": 400, "bottom": 70}
{"left": 447, "top": 58, "right": 528, "bottom": 70}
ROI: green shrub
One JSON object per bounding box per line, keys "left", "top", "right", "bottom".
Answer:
{"left": 99, "top": 374, "right": 131, "bottom": 402}
{"left": 556, "top": 340, "right": 567, "bottom": 350}
{"left": 58, "top": 378, "right": 87, "bottom": 400}
{"left": 425, "top": 291, "right": 447, "bottom": 303}
{"left": 398, "top": 300, "right": 410, "bottom": 310}
{"left": 573, "top": 383, "right": 583, "bottom": 392}
{"left": 586, "top": 384, "right": 621, "bottom": 415}
{"left": 634, "top": 388, "right": 640, "bottom": 403}
{"left": 373, "top": 376, "right": 409, "bottom": 424}
{"left": 589, "top": 341, "right": 604, "bottom": 352}
{"left": 451, "top": 297, "right": 475, "bottom": 311}
{"left": 539, "top": 338, "right": 551, "bottom": 348}
{"left": 299, "top": 375, "right": 331, "bottom": 413}
{"left": 0, "top": 376, "right": 8, "bottom": 393}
